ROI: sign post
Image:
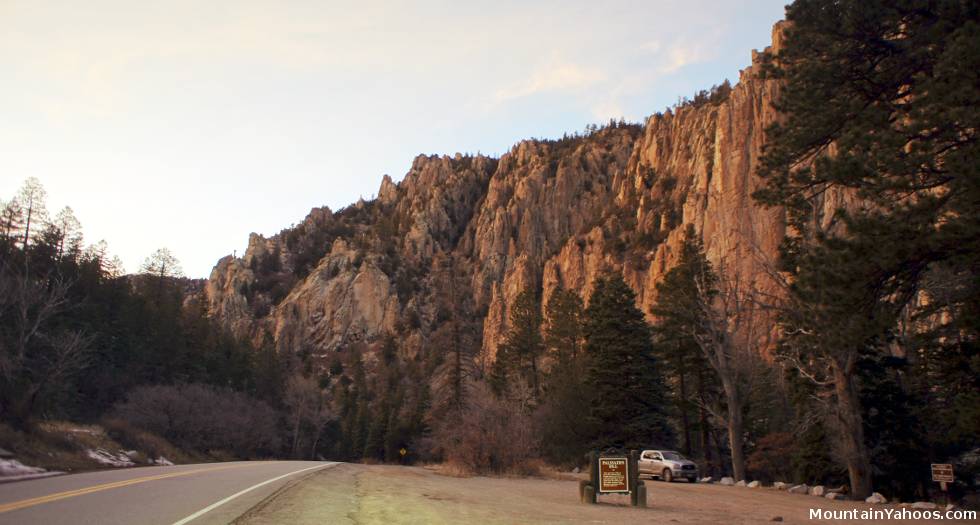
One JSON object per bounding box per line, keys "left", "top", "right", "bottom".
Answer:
{"left": 931, "top": 464, "right": 954, "bottom": 506}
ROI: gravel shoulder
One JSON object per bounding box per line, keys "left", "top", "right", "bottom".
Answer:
{"left": 237, "top": 464, "right": 973, "bottom": 524}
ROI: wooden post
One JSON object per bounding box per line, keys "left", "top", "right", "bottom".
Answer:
{"left": 637, "top": 482, "right": 647, "bottom": 508}
{"left": 588, "top": 451, "right": 599, "bottom": 504}
{"left": 579, "top": 480, "right": 591, "bottom": 503}
{"left": 629, "top": 450, "right": 640, "bottom": 506}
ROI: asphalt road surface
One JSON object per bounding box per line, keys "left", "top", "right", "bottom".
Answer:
{"left": 0, "top": 460, "right": 337, "bottom": 525}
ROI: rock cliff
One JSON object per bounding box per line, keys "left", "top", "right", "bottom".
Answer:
{"left": 206, "top": 22, "right": 794, "bottom": 364}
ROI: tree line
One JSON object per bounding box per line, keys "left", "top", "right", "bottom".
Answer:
{"left": 0, "top": 178, "right": 315, "bottom": 459}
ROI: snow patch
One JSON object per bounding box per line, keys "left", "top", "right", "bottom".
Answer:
{"left": 86, "top": 448, "right": 135, "bottom": 467}
{"left": 154, "top": 456, "right": 174, "bottom": 466}
{"left": 1, "top": 458, "right": 46, "bottom": 477}
{"left": 67, "top": 427, "right": 100, "bottom": 435}
{"left": 0, "top": 458, "right": 63, "bottom": 482}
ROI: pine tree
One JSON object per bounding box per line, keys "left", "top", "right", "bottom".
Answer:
{"left": 755, "top": 0, "right": 980, "bottom": 498}
{"left": 15, "top": 177, "right": 47, "bottom": 249}
{"left": 651, "top": 226, "right": 764, "bottom": 481}
{"left": 651, "top": 226, "right": 716, "bottom": 458}
{"left": 538, "top": 287, "right": 593, "bottom": 465}
{"left": 491, "top": 289, "right": 544, "bottom": 402}
{"left": 544, "top": 288, "right": 583, "bottom": 366}
{"left": 584, "top": 273, "right": 673, "bottom": 450}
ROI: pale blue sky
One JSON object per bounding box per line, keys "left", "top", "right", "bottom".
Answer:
{"left": 1, "top": 1, "right": 787, "bottom": 277}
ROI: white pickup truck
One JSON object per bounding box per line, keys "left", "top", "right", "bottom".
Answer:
{"left": 638, "top": 450, "right": 699, "bottom": 482}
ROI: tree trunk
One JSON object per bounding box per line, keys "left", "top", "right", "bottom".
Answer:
{"left": 721, "top": 376, "right": 746, "bottom": 481}
{"left": 698, "top": 407, "right": 711, "bottom": 471}
{"left": 310, "top": 430, "right": 321, "bottom": 460}
{"left": 679, "top": 367, "right": 691, "bottom": 456}
{"left": 291, "top": 415, "right": 303, "bottom": 457}
{"left": 727, "top": 399, "right": 746, "bottom": 481}
{"left": 696, "top": 368, "right": 713, "bottom": 474}
{"left": 22, "top": 205, "right": 32, "bottom": 248}
{"left": 832, "top": 362, "right": 873, "bottom": 499}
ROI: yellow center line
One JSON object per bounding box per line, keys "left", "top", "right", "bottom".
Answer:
{"left": 0, "top": 463, "right": 257, "bottom": 514}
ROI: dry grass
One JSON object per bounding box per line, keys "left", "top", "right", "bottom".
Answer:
{"left": 432, "top": 461, "right": 476, "bottom": 478}
{"left": 101, "top": 417, "right": 195, "bottom": 464}
{"left": 429, "top": 458, "right": 578, "bottom": 482}
{"left": 0, "top": 420, "right": 193, "bottom": 474}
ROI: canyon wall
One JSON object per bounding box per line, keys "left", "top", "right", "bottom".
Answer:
{"left": 206, "top": 23, "right": 792, "bottom": 364}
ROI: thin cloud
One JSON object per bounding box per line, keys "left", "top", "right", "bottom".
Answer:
{"left": 658, "top": 43, "right": 714, "bottom": 73}
{"left": 493, "top": 63, "right": 606, "bottom": 103}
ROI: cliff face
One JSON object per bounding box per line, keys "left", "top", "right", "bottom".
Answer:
{"left": 206, "top": 23, "right": 792, "bottom": 362}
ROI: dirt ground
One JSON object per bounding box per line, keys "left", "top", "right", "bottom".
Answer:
{"left": 236, "top": 463, "right": 973, "bottom": 524}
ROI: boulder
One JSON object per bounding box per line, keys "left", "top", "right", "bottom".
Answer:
{"left": 748, "top": 481, "right": 761, "bottom": 488}
{"left": 810, "top": 485, "right": 825, "bottom": 497}
{"left": 773, "top": 482, "right": 788, "bottom": 490}
{"left": 945, "top": 504, "right": 957, "bottom": 511}
{"left": 699, "top": 476, "right": 713, "bottom": 483}
{"left": 572, "top": 467, "right": 580, "bottom": 474}
{"left": 720, "top": 477, "right": 735, "bottom": 486}
{"left": 912, "top": 502, "right": 937, "bottom": 510}
{"left": 825, "top": 493, "right": 841, "bottom": 500}
{"left": 788, "top": 484, "right": 809, "bottom": 494}
{"left": 865, "top": 492, "right": 887, "bottom": 504}
{"left": 735, "top": 480, "right": 747, "bottom": 487}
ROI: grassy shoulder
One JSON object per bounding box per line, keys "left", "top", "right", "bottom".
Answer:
{"left": 236, "top": 463, "right": 975, "bottom": 525}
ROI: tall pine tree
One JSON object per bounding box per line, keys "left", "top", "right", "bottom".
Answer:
{"left": 755, "top": 0, "right": 980, "bottom": 498}
{"left": 584, "top": 274, "right": 673, "bottom": 450}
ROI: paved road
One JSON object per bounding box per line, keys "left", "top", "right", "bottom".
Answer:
{"left": 0, "top": 460, "right": 337, "bottom": 525}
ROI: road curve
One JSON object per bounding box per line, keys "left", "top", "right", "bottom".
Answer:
{"left": 0, "top": 460, "right": 337, "bottom": 525}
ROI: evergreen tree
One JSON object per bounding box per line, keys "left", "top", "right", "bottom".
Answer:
{"left": 584, "top": 273, "right": 673, "bottom": 450}
{"left": 651, "top": 226, "right": 763, "bottom": 481}
{"left": 538, "top": 287, "right": 593, "bottom": 465}
{"left": 651, "top": 225, "right": 716, "bottom": 458}
{"left": 755, "top": 0, "right": 980, "bottom": 498}
{"left": 491, "top": 289, "right": 544, "bottom": 402}
{"left": 15, "top": 177, "right": 48, "bottom": 248}
{"left": 544, "top": 288, "right": 583, "bottom": 366}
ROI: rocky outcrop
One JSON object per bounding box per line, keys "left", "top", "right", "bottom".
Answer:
{"left": 205, "top": 22, "right": 795, "bottom": 366}
{"left": 206, "top": 254, "right": 256, "bottom": 340}
{"left": 271, "top": 238, "right": 400, "bottom": 354}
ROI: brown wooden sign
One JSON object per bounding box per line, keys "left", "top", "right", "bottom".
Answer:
{"left": 931, "top": 464, "right": 954, "bottom": 483}
{"left": 598, "top": 457, "right": 630, "bottom": 493}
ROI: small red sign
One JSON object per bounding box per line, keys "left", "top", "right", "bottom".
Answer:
{"left": 598, "top": 457, "right": 630, "bottom": 493}
{"left": 931, "top": 464, "right": 954, "bottom": 483}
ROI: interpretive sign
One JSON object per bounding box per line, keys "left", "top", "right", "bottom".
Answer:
{"left": 598, "top": 457, "right": 629, "bottom": 493}
{"left": 581, "top": 450, "right": 645, "bottom": 506}
{"left": 931, "top": 464, "right": 954, "bottom": 483}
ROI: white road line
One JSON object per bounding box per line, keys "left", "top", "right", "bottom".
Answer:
{"left": 170, "top": 462, "right": 337, "bottom": 525}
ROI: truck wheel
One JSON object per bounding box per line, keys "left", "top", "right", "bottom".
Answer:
{"left": 663, "top": 469, "right": 673, "bottom": 482}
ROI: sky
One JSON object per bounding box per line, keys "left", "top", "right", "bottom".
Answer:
{"left": 1, "top": 1, "right": 787, "bottom": 278}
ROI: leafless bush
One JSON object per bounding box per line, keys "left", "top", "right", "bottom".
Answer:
{"left": 283, "top": 373, "right": 333, "bottom": 459}
{"left": 110, "top": 383, "right": 281, "bottom": 458}
{"left": 432, "top": 383, "right": 539, "bottom": 475}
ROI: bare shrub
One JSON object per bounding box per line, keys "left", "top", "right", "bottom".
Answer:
{"left": 432, "top": 383, "right": 538, "bottom": 475}
{"left": 746, "top": 432, "right": 796, "bottom": 483}
{"left": 110, "top": 383, "right": 281, "bottom": 458}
